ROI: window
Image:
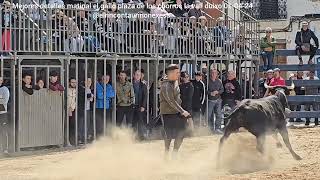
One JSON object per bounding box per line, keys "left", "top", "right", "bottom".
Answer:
{"left": 240, "top": 0, "right": 287, "bottom": 20}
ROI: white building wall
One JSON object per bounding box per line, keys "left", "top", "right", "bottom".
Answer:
{"left": 258, "top": 0, "right": 320, "bottom": 65}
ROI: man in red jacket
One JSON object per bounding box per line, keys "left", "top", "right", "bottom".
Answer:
{"left": 269, "top": 68, "right": 285, "bottom": 86}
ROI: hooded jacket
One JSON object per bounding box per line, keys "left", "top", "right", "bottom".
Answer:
{"left": 159, "top": 77, "right": 185, "bottom": 115}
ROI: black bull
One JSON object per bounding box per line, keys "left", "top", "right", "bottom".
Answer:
{"left": 217, "top": 91, "right": 302, "bottom": 167}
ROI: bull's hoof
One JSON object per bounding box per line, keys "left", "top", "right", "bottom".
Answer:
{"left": 276, "top": 142, "right": 283, "bottom": 148}
{"left": 293, "top": 154, "right": 302, "bottom": 160}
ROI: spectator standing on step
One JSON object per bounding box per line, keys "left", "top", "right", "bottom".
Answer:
{"left": 304, "top": 70, "right": 319, "bottom": 126}
{"left": 0, "top": 77, "right": 9, "bottom": 154}
{"left": 260, "top": 27, "right": 276, "bottom": 70}
{"left": 295, "top": 21, "right": 319, "bottom": 65}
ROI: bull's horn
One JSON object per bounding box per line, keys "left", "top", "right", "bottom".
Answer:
{"left": 287, "top": 82, "right": 295, "bottom": 90}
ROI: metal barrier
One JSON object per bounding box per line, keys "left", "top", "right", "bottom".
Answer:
{"left": 18, "top": 90, "right": 64, "bottom": 148}
{"left": 5, "top": 55, "right": 257, "bottom": 151}
{"left": 0, "top": 3, "right": 261, "bottom": 151}
{"left": 0, "top": 7, "right": 260, "bottom": 57}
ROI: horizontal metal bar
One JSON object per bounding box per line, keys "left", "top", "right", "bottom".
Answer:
{"left": 287, "top": 95, "right": 320, "bottom": 104}
{"left": 276, "top": 49, "right": 320, "bottom": 56}
{"left": 287, "top": 111, "right": 320, "bottom": 118}
{"left": 285, "top": 80, "right": 320, "bottom": 87}
{"left": 20, "top": 65, "right": 62, "bottom": 68}
{"left": 259, "top": 64, "right": 320, "bottom": 72}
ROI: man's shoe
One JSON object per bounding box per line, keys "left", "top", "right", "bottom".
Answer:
{"left": 299, "top": 59, "right": 303, "bottom": 65}
{"left": 288, "top": 119, "right": 294, "bottom": 123}
{"left": 315, "top": 120, "right": 319, "bottom": 126}
{"left": 305, "top": 120, "right": 310, "bottom": 126}
{"left": 295, "top": 118, "right": 303, "bottom": 123}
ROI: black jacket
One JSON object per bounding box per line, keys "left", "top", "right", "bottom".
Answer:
{"left": 22, "top": 82, "right": 40, "bottom": 95}
{"left": 179, "top": 82, "right": 194, "bottom": 112}
{"left": 295, "top": 28, "right": 319, "bottom": 48}
{"left": 222, "top": 79, "right": 241, "bottom": 101}
{"left": 294, "top": 77, "right": 305, "bottom": 95}
{"left": 133, "top": 81, "right": 148, "bottom": 109}
{"left": 191, "top": 80, "right": 205, "bottom": 110}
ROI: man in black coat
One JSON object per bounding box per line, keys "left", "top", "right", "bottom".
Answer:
{"left": 132, "top": 70, "right": 148, "bottom": 140}
{"left": 295, "top": 21, "right": 319, "bottom": 65}
{"left": 222, "top": 70, "right": 241, "bottom": 109}
{"left": 191, "top": 72, "right": 205, "bottom": 127}
{"left": 179, "top": 72, "right": 194, "bottom": 114}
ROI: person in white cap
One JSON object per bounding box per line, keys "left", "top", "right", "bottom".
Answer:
{"left": 295, "top": 21, "right": 319, "bottom": 65}
{"left": 260, "top": 27, "right": 276, "bottom": 70}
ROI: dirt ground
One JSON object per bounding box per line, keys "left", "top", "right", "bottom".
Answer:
{"left": 0, "top": 127, "right": 319, "bottom": 180}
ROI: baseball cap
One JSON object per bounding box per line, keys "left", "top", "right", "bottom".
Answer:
{"left": 301, "top": 21, "right": 309, "bottom": 26}
{"left": 267, "top": 69, "right": 274, "bottom": 73}
{"left": 273, "top": 68, "right": 280, "bottom": 72}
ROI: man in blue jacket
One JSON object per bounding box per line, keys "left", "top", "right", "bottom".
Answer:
{"left": 96, "top": 75, "right": 115, "bottom": 137}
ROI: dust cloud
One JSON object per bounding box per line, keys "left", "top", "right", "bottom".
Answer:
{"left": 33, "top": 128, "right": 291, "bottom": 180}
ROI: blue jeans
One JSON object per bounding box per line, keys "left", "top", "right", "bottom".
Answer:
{"left": 208, "top": 99, "right": 223, "bottom": 131}
{"left": 261, "top": 51, "right": 274, "bottom": 70}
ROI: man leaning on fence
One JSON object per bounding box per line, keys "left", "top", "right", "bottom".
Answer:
{"left": 0, "top": 77, "right": 9, "bottom": 154}
{"left": 159, "top": 64, "right": 190, "bottom": 160}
